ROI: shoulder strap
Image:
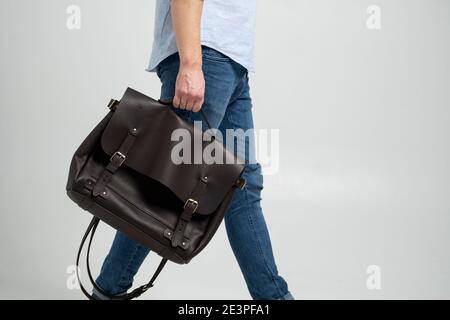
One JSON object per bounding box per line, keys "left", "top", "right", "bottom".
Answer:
{"left": 76, "top": 217, "right": 168, "bottom": 300}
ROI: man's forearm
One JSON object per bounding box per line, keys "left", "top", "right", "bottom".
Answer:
{"left": 170, "top": 0, "right": 205, "bottom": 112}
{"left": 171, "top": 0, "right": 203, "bottom": 68}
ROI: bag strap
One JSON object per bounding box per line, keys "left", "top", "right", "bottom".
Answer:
{"left": 92, "top": 128, "right": 138, "bottom": 197}
{"left": 76, "top": 217, "right": 168, "bottom": 300}
{"left": 171, "top": 177, "right": 208, "bottom": 247}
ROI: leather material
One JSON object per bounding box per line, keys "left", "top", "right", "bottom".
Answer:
{"left": 100, "top": 88, "right": 244, "bottom": 215}
{"left": 66, "top": 87, "right": 245, "bottom": 270}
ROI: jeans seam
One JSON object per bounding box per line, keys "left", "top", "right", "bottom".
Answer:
{"left": 243, "top": 181, "right": 285, "bottom": 299}
{"left": 116, "top": 245, "right": 141, "bottom": 290}
{"left": 227, "top": 74, "right": 250, "bottom": 113}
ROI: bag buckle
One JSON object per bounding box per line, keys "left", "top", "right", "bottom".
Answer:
{"left": 235, "top": 177, "right": 246, "bottom": 189}
{"left": 107, "top": 99, "right": 120, "bottom": 111}
{"left": 110, "top": 151, "right": 126, "bottom": 166}
{"left": 184, "top": 198, "right": 199, "bottom": 213}
{"left": 141, "top": 284, "right": 153, "bottom": 292}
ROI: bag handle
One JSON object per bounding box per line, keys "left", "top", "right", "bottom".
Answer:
{"left": 109, "top": 97, "right": 214, "bottom": 130}
{"left": 76, "top": 217, "right": 168, "bottom": 300}
{"left": 158, "top": 99, "right": 213, "bottom": 130}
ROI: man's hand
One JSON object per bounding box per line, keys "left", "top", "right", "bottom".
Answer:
{"left": 173, "top": 64, "right": 205, "bottom": 112}
{"left": 171, "top": 0, "right": 205, "bottom": 112}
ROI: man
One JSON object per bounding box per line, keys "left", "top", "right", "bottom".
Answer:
{"left": 94, "top": 0, "right": 293, "bottom": 300}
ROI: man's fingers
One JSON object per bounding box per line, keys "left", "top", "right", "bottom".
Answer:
{"left": 185, "top": 98, "right": 195, "bottom": 111}
{"left": 173, "top": 95, "right": 181, "bottom": 108}
{"left": 179, "top": 95, "right": 188, "bottom": 110}
{"left": 192, "top": 97, "right": 204, "bottom": 113}
{"left": 174, "top": 91, "right": 204, "bottom": 112}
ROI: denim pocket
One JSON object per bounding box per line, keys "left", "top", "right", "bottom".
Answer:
{"left": 201, "top": 46, "right": 231, "bottom": 63}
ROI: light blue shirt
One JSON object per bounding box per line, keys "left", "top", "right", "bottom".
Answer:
{"left": 146, "top": 0, "right": 257, "bottom": 73}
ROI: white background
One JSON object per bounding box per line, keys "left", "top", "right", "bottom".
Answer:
{"left": 0, "top": 0, "right": 449, "bottom": 299}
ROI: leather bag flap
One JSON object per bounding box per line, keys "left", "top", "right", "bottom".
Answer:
{"left": 100, "top": 88, "right": 245, "bottom": 215}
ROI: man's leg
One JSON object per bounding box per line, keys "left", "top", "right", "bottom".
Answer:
{"left": 224, "top": 165, "right": 293, "bottom": 300}
{"left": 217, "top": 72, "right": 293, "bottom": 300}
{"left": 159, "top": 49, "right": 292, "bottom": 299}
{"left": 94, "top": 231, "right": 150, "bottom": 297}
{"left": 186, "top": 58, "right": 293, "bottom": 299}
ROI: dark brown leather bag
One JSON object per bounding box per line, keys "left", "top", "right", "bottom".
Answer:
{"left": 66, "top": 88, "right": 245, "bottom": 300}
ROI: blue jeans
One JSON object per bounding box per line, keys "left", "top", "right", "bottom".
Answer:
{"left": 95, "top": 46, "right": 293, "bottom": 300}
